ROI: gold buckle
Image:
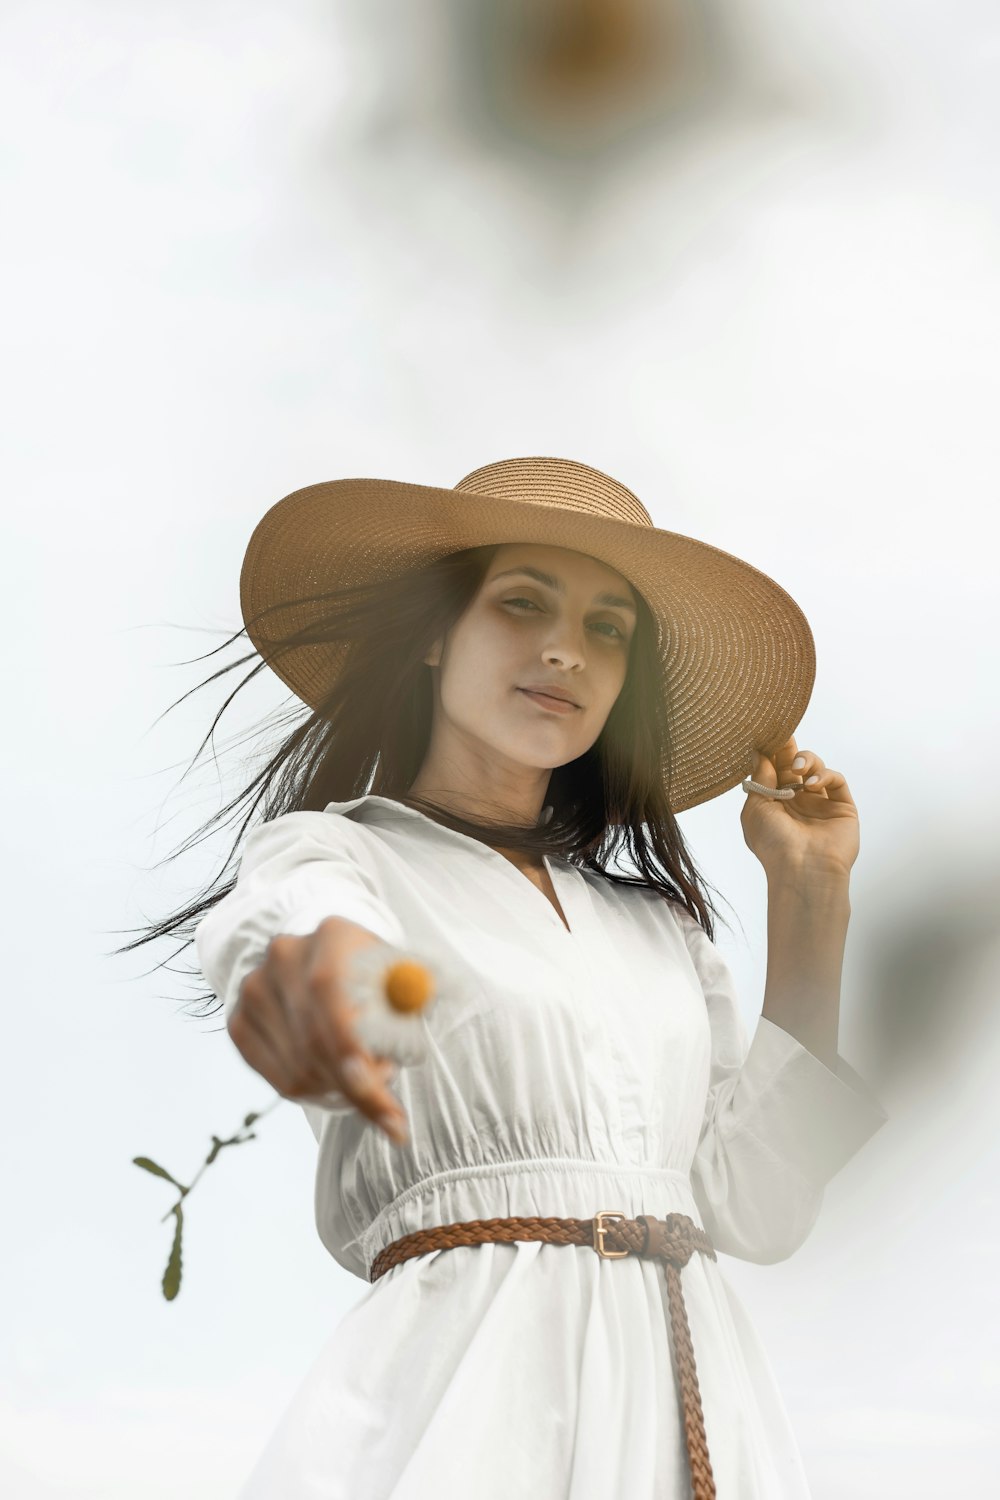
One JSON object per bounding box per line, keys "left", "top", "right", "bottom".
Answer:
{"left": 592, "top": 1210, "right": 629, "bottom": 1259}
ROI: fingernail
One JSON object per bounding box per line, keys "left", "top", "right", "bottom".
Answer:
{"left": 378, "top": 1111, "right": 409, "bottom": 1145}
{"left": 792, "top": 755, "right": 806, "bottom": 770}
{"left": 341, "top": 1055, "right": 375, "bottom": 1094}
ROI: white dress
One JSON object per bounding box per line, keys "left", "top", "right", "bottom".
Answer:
{"left": 194, "top": 794, "right": 889, "bottom": 1499}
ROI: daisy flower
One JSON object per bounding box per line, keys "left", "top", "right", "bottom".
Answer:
{"left": 343, "top": 937, "right": 456, "bottom": 1067}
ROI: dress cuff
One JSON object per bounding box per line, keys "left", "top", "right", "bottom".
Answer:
{"left": 739, "top": 1015, "right": 889, "bottom": 1187}
{"left": 269, "top": 891, "right": 406, "bottom": 949}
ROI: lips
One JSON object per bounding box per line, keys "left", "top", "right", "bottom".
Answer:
{"left": 519, "top": 684, "right": 579, "bottom": 706}
{"left": 518, "top": 688, "right": 580, "bottom": 713}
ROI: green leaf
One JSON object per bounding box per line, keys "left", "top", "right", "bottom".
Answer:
{"left": 162, "top": 1204, "right": 184, "bottom": 1301}
{"left": 133, "top": 1156, "right": 184, "bottom": 1190}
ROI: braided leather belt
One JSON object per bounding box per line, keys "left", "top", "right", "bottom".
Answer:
{"left": 369, "top": 1210, "right": 719, "bottom": 1500}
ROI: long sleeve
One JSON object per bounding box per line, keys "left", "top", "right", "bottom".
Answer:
{"left": 679, "top": 909, "right": 889, "bottom": 1264}
{"left": 194, "top": 810, "right": 407, "bottom": 1111}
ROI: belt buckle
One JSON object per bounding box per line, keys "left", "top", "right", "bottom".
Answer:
{"left": 592, "top": 1209, "right": 629, "bottom": 1259}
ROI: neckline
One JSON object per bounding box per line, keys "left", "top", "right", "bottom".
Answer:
{"left": 322, "top": 793, "right": 577, "bottom": 936}
{"left": 505, "top": 852, "right": 573, "bottom": 934}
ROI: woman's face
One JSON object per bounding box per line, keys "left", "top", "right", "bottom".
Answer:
{"left": 416, "top": 542, "right": 637, "bottom": 811}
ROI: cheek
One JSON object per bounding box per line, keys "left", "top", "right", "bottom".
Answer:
{"left": 598, "top": 649, "right": 629, "bottom": 694}
{"left": 437, "top": 630, "right": 513, "bottom": 716}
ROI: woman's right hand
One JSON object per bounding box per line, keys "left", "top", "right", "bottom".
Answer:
{"left": 227, "top": 915, "right": 410, "bottom": 1145}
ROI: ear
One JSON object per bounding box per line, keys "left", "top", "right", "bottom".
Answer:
{"left": 423, "top": 635, "right": 443, "bottom": 669}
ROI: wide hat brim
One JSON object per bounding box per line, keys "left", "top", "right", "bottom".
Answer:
{"left": 239, "top": 456, "right": 815, "bottom": 814}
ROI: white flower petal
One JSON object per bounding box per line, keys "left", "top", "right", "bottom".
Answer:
{"left": 344, "top": 936, "right": 464, "bottom": 1040}
{"left": 354, "top": 1009, "right": 428, "bottom": 1066}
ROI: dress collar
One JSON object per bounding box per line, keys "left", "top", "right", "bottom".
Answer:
{"left": 321, "top": 793, "right": 562, "bottom": 855}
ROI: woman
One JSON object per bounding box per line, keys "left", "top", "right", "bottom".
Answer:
{"left": 140, "top": 454, "right": 888, "bottom": 1497}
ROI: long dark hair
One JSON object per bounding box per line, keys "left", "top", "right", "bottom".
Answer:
{"left": 111, "top": 543, "right": 729, "bottom": 1020}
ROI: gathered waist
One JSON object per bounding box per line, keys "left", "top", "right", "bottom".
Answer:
{"left": 355, "top": 1157, "right": 702, "bottom": 1271}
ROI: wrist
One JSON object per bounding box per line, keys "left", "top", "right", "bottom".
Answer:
{"left": 765, "top": 862, "right": 852, "bottom": 903}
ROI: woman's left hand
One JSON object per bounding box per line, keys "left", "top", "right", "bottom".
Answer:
{"left": 740, "top": 736, "right": 859, "bottom": 881}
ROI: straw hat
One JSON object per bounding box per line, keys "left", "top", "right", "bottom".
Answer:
{"left": 239, "top": 455, "right": 815, "bottom": 814}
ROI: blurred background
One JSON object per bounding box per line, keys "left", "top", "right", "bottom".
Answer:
{"left": 2, "top": 0, "right": 999, "bottom": 1494}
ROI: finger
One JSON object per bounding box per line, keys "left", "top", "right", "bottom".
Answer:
{"left": 289, "top": 1029, "right": 408, "bottom": 1136}
{"left": 264, "top": 947, "right": 406, "bottom": 1127}
{"left": 774, "top": 749, "right": 804, "bottom": 786}
{"left": 780, "top": 748, "right": 826, "bottom": 788}
{"left": 303, "top": 929, "right": 410, "bottom": 1117}
{"left": 336, "top": 1043, "right": 409, "bottom": 1127}
{"left": 750, "top": 747, "right": 779, "bottom": 788}
{"left": 304, "top": 1009, "right": 407, "bottom": 1128}
{"left": 298, "top": 979, "right": 407, "bottom": 1126}
{"left": 800, "top": 767, "right": 852, "bottom": 802}
{"left": 793, "top": 773, "right": 830, "bottom": 799}
{"left": 298, "top": 1050, "right": 408, "bottom": 1141}
{"left": 231, "top": 974, "right": 312, "bottom": 1098}
{"left": 372, "top": 1054, "right": 400, "bottom": 1085}
{"left": 771, "top": 736, "right": 799, "bottom": 774}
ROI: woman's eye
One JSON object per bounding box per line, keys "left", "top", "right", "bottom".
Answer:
{"left": 502, "top": 598, "right": 626, "bottom": 641}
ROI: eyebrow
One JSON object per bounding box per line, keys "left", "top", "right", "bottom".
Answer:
{"left": 491, "top": 565, "right": 637, "bottom": 614}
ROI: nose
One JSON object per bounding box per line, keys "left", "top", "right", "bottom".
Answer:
{"left": 541, "top": 627, "right": 588, "bottom": 670}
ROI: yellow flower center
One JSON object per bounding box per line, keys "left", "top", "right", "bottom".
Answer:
{"left": 383, "top": 959, "right": 434, "bottom": 1014}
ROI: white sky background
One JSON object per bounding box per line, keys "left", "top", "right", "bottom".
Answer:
{"left": 2, "top": 0, "right": 999, "bottom": 1493}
